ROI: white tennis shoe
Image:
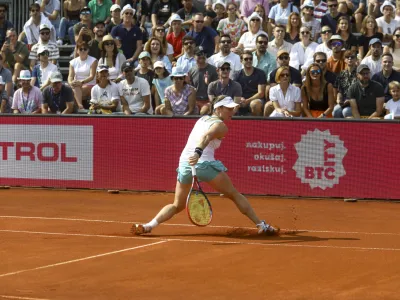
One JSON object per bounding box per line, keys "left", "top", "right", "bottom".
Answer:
{"left": 257, "top": 221, "right": 280, "bottom": 236}
{"left": 131, "top": 224, "right": 152, "bottom": 235}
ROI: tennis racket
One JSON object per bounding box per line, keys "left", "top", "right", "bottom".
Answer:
{"left": 186, "top": 166, "right": 213, "bottom": 226}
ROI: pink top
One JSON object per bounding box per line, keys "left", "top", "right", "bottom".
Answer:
{"left": 12, "top": 86, "right": 43, "bottom": 113}
{"left": 240, "top": 0, "right": 270, "bottom": 18}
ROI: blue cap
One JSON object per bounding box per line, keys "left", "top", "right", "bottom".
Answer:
{"left": 369, "top": 38, "right": 382, "bottom": 46}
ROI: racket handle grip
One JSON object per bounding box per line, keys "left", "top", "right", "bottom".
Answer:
{"left": 191, "top": 165, "right": 197, "bottom": 176}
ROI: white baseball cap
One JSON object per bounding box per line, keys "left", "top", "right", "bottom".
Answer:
{"left": 214, "top": 97, "right": 239, "bottom": 109}
{"left": 110, "top": 4, "right": 121, "bottom": 12}
{"left": 153, "top": 61, "right": 165, "bottom": 69}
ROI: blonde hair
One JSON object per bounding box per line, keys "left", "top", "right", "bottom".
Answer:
{"left": 286, "top": 12, "right": 302, "bottom": 33}
{"left": 360, "top": 15, "right": 378, "bottom": 35}
{"left": 275, "top": 66, "right": 290, "bottom": 83}
{"left": 389, "top": 81, "right": 400, "bottom": 91}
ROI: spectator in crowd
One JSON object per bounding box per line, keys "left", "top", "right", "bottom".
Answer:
{"left": 208, "top": 61, "right": 242, "bottom": 105}
{"left": 268, "top": 0, "right": 298, "bottom": 38}
{"left": 269, "top": 66, "right": 302, "bottom": 117}
{"left": 29, "top": 24, "right": 60, "bottom": 70}
{"left": 42, "top": 72, "right": 74, "bottom": 114}
{"left": 186, "top": 13, "right": 219, "bottom": 58}
{"left": 289, "top": 26, "right": 318, "bottom": 75}
{"left": 376, "top": 1, "right": 398, "bottom": 45}
{"left": 38, "top": 0, "right": 61, "bottom": 36}
{"left": 21, "top": 3, "right": 56, "bottom": 46}
{"left": 135, "top": 51, "right": 154, "bottom": 89}
{"left": 366, "top": 0, "right": 382, "bottom": 18}
{"left": 217, "top": 3, "right": 247, "bottom": 49}
{"left": 321, "top": 0, "right": 343, "bottom": 33}
{"left": 348, "top": 64, "right": 385, "bottom": 119}
{"left": 86, "top": 21, "right": 106, "bottom": 60}
{"left": 2, "top": 29, "right": 29, "bottom": 85}
{"left": 302, "top": 63, "right": 335, "bottom": 118}
{"left": 237, "top": 12, "right": 267, "bottom": 53}
{"left": 106, "top": 4, "right": 122, "bottom": 34}
{"left": 176, "top": 0, "right": 199, "bottom": 25}
{"left": 361, "top": 38, "right": 383, "bottom": 76}
{"left": 240, "top": 0, "right": 269, "bottom": 23}
{"left": 162, "top": 66, "right": 197, "bottom": 115}
{"left": 268, "top": 25, "right": 293, "bottom": 59}
{"left": 383, "top": 27, "right": 400, "bottom": 71}
{"left": 12, "top": 70, "right": 43, "bottom": 114}
{"left": 285, "top": 12, "right": 301, "bottom": 44}
{"left": 189, "top": 46, "right": 218, "bottom": 115}
{"left": 326, "top": 35, "right": 346, "bottom": 75}
{"left": 371, "top": 53, "right": 400, "bottom": 102}
{"left": 151, "top": 0, "right": 178, "bottom": 29}
{"left": 253, "top": 5, "right": 269, "bottom": 33}
{"left": 153, "top": 61, "right": 172, "bottom": 113}
{"left": 98, "top": 34, "right": 126, "bottom": 82}
{"left": 166, "top": 14, "right": 185, "bottom": 58}
{"left": 0, "top": 4, "right": 13, "bottom": 48}
{"left": 176, "top": 36, "right": 196, "bottom": 74}
{"left": 253, "top": 34, "right": 276, "bottom": 82}
{"left": 336, "top": 16, "right": 358, "bottom": 52}
{"left": 144, "top": 37, "right": 172, "bottom": 73}
{"left": 234, "top": 51, "right": 266, "bottom": 116}
{"left": 354, "top": 0, "right": 367, "bottom": 32}
{"left": 111, "top": 5, "right": 143, "bottom": 64}
{"left": 149, "top": 25, "right": 174, "bottom": 62}
{"left": 315, "top": 26, "right": 333, "bottom": 58}
{"left": 0, "top": 52, "right": 14, "bottom": 98}
{"left": 89, "top": 64, "right": 119, "bottom": 114}
{"left": 58, "top": 0, "right": 85, "bottom": 45}
{"left": 384, "top": 81, "right": 400, "bottom": 119}
{"left": 358, "top": 15, "right": 383, "bottom": 59}
{"left": 210, "top": 0, "right": 226, "bottom": 31}
{"left": 208, "top": 34, "right": 241, "bottom": 79}
{"left": 73, "top": 6, "right": 94, "bottom": 46}
{"left": 0, "top": 76, "right": 10, "bottom": 113}
{"left": 314, "top": 51, "right": 338, "bottom": 96}
{"left": 88, "top": 0, "right": 112, "bottom": 25}
{"left": 312, "top": 0, "right": 329, "bottom": 21}
{"left": 333, "top": 50, "right": 357, "bottom": 118}
{"left": 118, "top": 0, "right": 150, "bottom": 35}
{"left": 68, "top": 41, "right": 98, "bottom": 110}
{"left": 301, "top": 1, "right": 321, "bottom": 42}
{"left": 31, "top": 45, "right": 58, "bottom": 91}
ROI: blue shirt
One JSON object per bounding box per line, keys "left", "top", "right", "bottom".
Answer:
{"left": 111, "top": 24, "right": 143, "bottom": 59}
{"left": 268, "top": 3, "right": 298, "bottom": 25}
{"left": 371, "top": 70, "right": 400, "bottom": 102}
{"left": 186, "top": 27, "right": 218, "bottom": 57}
{"left": 252, "top": 51, "right": 277, "bottom": 82}
{"left": 176, "top": 54, "right": 196, "bottom": 74}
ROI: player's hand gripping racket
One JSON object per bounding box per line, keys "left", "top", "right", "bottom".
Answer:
{"left": 186, "top": 166, "right": 213, "bottom": 226}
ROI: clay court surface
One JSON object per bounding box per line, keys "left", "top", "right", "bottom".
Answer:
{"left": 0, "top": 189, "right": 399, "bottom": 300}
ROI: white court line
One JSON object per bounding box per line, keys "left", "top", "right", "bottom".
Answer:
{"left": 0, "top": 296, "right": 50, "bottom": 300}
{"left": 0, "top": 215, "right": 400, "bottom": 237}
{"left": 1, "top": 229, "right": 400, "bottom": 252}
{"left": 0, "top": 240, "right": 166, "bottom": 278}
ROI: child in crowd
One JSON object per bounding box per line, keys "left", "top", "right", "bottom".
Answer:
{"left": 385, "top": 81, "right": 400, "bottom": 119}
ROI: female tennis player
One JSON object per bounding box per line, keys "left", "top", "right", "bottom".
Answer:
{"left": 132, "top": 95, "right": 280, "bottom": 235}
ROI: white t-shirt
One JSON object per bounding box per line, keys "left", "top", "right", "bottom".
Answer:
{"left": 70, "top": 56, "right": 97, "bottom": 85}
{"left": 91, "top": 82, "right": 120, "bottom": 107}
{"left": 269, "top": 84, "right": 301, "bottom": 117}
{"left": 360, "top": 56, "right": 382, "bottom": 76}
{"left": 98, "top": 53, "right": 127, "bottom": 80}
{"left": 385, "top": 99, "right": 400, "bottom": 117}
{"left": 207, "top": 52, "right": 242, "bottom": 79}
{"left": 118, "top": 77, "right": 152, "bottom": 114}
{"left": 376, "top": 17, "right": 399, "bottom": 44}
{"left": 238, "top": 30, "right": 268, "bottom": 51}
{"left": 37, "top": 63, "right": 58, "bottom": 87}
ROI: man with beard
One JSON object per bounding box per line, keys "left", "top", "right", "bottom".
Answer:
{"left": 176, "top": 36, "right": 196, "bottom": 74}
{"left": 88, "top": 21, "right": 105, "bottom": 59}
{"left": 321, "top": 0, "right": 343, "bottom": 33}
{"left": 326, "top": 35, "right": 346, "bottom": 75}
{"left": 372, "top": 53, "right": 400, "bottom": 102}
{"left": 348, "top": 64, "right": 385, "bottom": 119}
{"left": 42, "top": 72, "right": 74, "bottom": 114}
{"left": 29, "top": 24, "right": 60, "bottom": 70}
{"left": 252, "top": 34, "right": 276, "bottom": 82}
{"left": 361, "top": 38, "right": 383, "bottom": 76}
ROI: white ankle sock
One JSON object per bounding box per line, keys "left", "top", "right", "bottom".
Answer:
{"left": 146, "top": 218, "right": 159, "bottom": 229}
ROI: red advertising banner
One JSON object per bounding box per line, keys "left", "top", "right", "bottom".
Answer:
{"left": 0, "top": 116, "right": 399, "bottom": 200}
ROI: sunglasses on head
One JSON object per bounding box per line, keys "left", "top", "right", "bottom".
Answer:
{"left": 279, "top": 55, "right": 289, "bottom": 60}
{"left": 310, "top": 69, "right": 321, "bottom": 75}
{"left": 81, "top": 11, "right": 91, "bottom": 15}
{"left": 39, "top": 51, "right": 49, "bottom": 56}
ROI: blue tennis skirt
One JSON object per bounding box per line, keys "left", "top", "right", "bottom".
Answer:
{"left": 177, "top": 160, "right": 228, "bottom": 184}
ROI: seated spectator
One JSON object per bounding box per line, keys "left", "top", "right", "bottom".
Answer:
{"left": 361, "top": 38, "right": 383, "bottom": 76}
{"left": 269, "top": 66, "right": 302, "bottom": 117}
{"left": 166, "top": 14, "right": 186, "bottom": 58}
{"left": 31, "top": 45, "right": 58, "bottom": 91}
{"left": 2, "top": 29, "right": 29, "bottom": 85}
{"left": 313, "top": 51, "right": 338, "bottom": 97}
{"left": 0, "top": 76, "right": 10, "bottom": 113}
{"left": 135, "top": 51, "right": 154, "bottom": 91}
{"left": 268, "top": 25, "right": 292, "bottom": 59}
{"left": 384, "top": 81, "right": 400, "bottom": 119}
{"left": 0, "top": 4, "right": 13, "bottom": 49}
{"left": 333, "top": 50, "right": 357, "bottom": 118}
{"left": 89, "top": 64, "right": 119, "bottom": 114}
{"left": 98, "top": 34, "right": 126, "bottom": 82}
{"left": 86, "top": 21, "right": 106, "bottom": 60}
{"left": 289, "top": 26, "right": 318, "bottom": 74}
{"left": 284, "top": 12, "right": 301, "bottom": 44}
{"left": 144, "top": 37, "right": 172, "bottom": 73}
{"left": 72, "top": 6, "right": 94, "bottom": 46}
{"left": 376, "top": 1, "right": 398, "bottom": 45}
{"left": 217, "top": 3, "right": 247, "bottom": 49}
{"left": 358, "top": 15, "right": 383, "bottom": 59}
{"left": 149, "top": 26, "right": 174, "bottom": 62}
{"left": 336, "top": 16, "right": 358, "bottom": 52}
{"left": 0, "top": 53, "right": 13, "bottom": 98}
{"left": 29, "top": 24, "right": 59, "bottom": 70}
{"left": 326, "top": 35, "right": 346, "bottom": 75}
{"left": 348, "top": 64, "right": 385, "bottom": 119}
{"left": 321, "top": 0, "right": 343, "bottom": 33}
{"left": 152, "top": 61, "right": 172, "bottom": 113}
{"left": 151, "top": 0, "right": 178, "bottom": 29}
{"left": 88, "top": 0, "right": 112, "bottom": 25}
{"left": 119, "top": 60, "right": 152, "bottom": 115}
{"left": 120, "top": 0, "right": 149, "bottom": 35}
{"left": 68, "top": 42, "right": 98, "bottom": 110}
{"left": 302, "top": 63, "right": 335, "bottom": 118}
{"left": 268, "top": 0, "right": 298, "bottom": 38}
{"left": 240, "top": 0, "right": 269, "bottom": 24}
{"left": 209, "top": 0, "right": 226, "bottom": 30}
{"left": 312, "top": 0, "right": 329, "bottom": 21}
{"left": 269, "top": 50, "right": 302, "bottom": 88}
{"left": 354, "top": 0, "right": 367, "bottom": 32}
{"left": 176, "top": 0, "right": 199, "bottom": 26}
{"left": 189, "top": 46, "right": 218, "bottom": 115}
{"left": 315, "top": 26, "right": 333, "bottom": 58}
{"left": 253, "top": 34, "right": 277, "bottom": 82}
{"left": 234, "top": 51, "right": 266, "bottom": 116}
{"left": 254, "top": 4, "right": 269, "bottom": 34}
{"left": 106, "top": 4, "right": 122, "bottom": 34}
{"left": 383, "top": 27, "right": 400, "bottom": 71}
{"left": 42, "top": 72, "right": 74, "bottom": 114}
{"left": 237, "top": 12, "right": 267, "bottom": 53}
{"left": 161, "top": 66, "right": 197, "bottom": 115}
{"left": 38, "top": 0, "right": 61, "bottom": 36}
{"left": 12, "top": 70, "right": 43, "bottom": 114}
{"left": 371, "top": 53, "right": 400, "bottom": 102}
{"left": 58, "top": 0, "right": 85, "bottom": 45}
{"left": 300, "top": 1, "right": 321, "bottom": 42}
{"left": 176, "top": 36, "right": 196, "bottom": 74}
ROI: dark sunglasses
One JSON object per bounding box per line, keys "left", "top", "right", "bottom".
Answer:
{"left": 328, "top": 4, "right": 338, "bottom": 7}
{"left": 243, "top": 57, "right": 253, "bottom": 61}
{"left": 195, "top": 20, "right": 204, "bottom": 23}
{"left": 280, "top": 73, "right": 290, "bottom": 77}
{"left": 0, "top": 9, "right": 6, "bottom": 13}
{"left": 331, "top": 41, "right": 343, "bottom": 47}
{"left": 81, "top": 11, "right": 91, "bottom": 15}
{"left": 79, "top": 48, "right": 88, "bottom": 51}
{"left": 39, "top": 51, "right": 49, "bottom": 56}
{"left": 257, "top": 41, "right": 268, "bottom": 45}
{"left": 301, "top": 31, "right": 310, "bottom": 35}
{"left": 40, "top": 31, "right": 50, "bottom": 35}
{"left": 220, "top": 40, "right": 231, "bottom": 44}
{"left": 251, "top": 19, "right": 261, "bottom": 22}
{"left": 345, "top": 55, "right": 355, "bottom": 59}
{"left": 184, "top": 41, "right": 194, "bottom": 45}
{"left": 31, "top": 9, "right": 39, "bottom": 12}
{"left": 220, "top": 67, "right": 230, "bottom": 71}
{"left": 395, "top": 34, "right": 400, "bottom": 38}
{"left": 124, "top": 12, "right": 134, "bottom": 15}
{"left": 310, "top": 69, "right": 321, "bottom": 75}
{"left": 316, "top": 59, "right": 327, "bottom": 63}
{"left": 279, "top": 55, "right": 289, "bottom": 60}
{"left": 360, "top": 71, "right": 370, "bottom": 76}
{"left": 156, "top": 29, "right": 165, "bottom": 32}
{"left": 104, "top": 42, "right": 114, "bottom": 46}
{"left": 321, "top": 30, "right": 332, "bottom": 34}
{"left": 173, "top": 77, "right": 185, "bottom": 80}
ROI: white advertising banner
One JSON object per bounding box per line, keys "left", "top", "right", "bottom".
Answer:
{"left": 0, "top": 125, "right": 93, "bottom": 180}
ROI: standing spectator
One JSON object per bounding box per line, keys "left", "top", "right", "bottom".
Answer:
{"left": 234, "top": 51, "right": 266, "bottom": 116}
{"left": 300, "top": 1, "right": 321, "bottom": 42}
{"left": 217, "top": 3, "right": 247, "bottom": 49}
{"left": 38, "top": 0, "right": 61, "bottom": 36}
{"left": 111, "top": 5, "right": 143, "bottom": 63}
{"left": 326, "top": 35, "right": 346, "bottom": 75}
{"left": 106, "top": 4, "right": 122, "bottom": 34}
{"left": 86, "top": 21, "right": 106, "bottom": 60}
{"left": 151, "top": 0, "right": 178, "bottom": 29}
{"left": 2, "top": 29, "right": 29, "bottom": 85}
{"left": 119, "top": 60, "right": 151, "bottom": 114}
{"left": 98, "top": 34, "right": 126, "bottom": 82}
{"left": 371, "top": 53, "right": 400, "bottom": 102}
{"left": 186, "top": 13, "right": 219, "bottom": 58}
{"left": 358, "top": 16, "right": 383, "bottom": 59}
{"left": 312, "top": 0, "right": 329, "bottom": 21}
{"left": 88, "top": 0, "right": 112, "bottom": 25}
{"left": 176, "top": 0, "right": 199, "bottom": 25}
{"left": 321, "top": 0, "right": 343, "bottom": 33}
{"left": 188, "top": 46, "right": 218, "bottom": 115}
{"left": 152, "top": 61, "right": 172, "bottom": 113}
{"left": 149, "top": 25, "right": 174, "bottom": 62}
{"left": 376, "top": 1, "right": 398, "bottom": 45}
{"left": 315, "top": 26, "right": 333, "bottom": 58}
{"left": 336, "top": 16, "right": 358, "bottom": 52}
{"left": 237, "top": 12, "right": 267, "bottom": 53}
{"left": 72, "top": 6, "right": 94, "bottom": 46}
{"left": 42, "top": 72, "right": 74, "bottom": 114}
{"left": 268, "top": 25, "right": 293, "bottom": 58}
{"left": 253, "top": 34, "right": 277, "bottom": 82}
{"left": 176, "top": 36, "right": 196, "bottom": 74}
{"left": 289, "top": 26, "right": 318, "bottom": 74}
{"left": 361, "top": 38, "right": 383, "bottom": 76}
{"left": 31, "top": 45, "right": 58, "bottom": 91}
{"left": 240, "top": 0, "right": 269, "bottom": 23}
{"left": 0, "top": 76, "right": 10, "bottom": 113}
{"left": 89, "top": 65, "right": 119, "bottom": 114}
{"left": 68, "top": 41, "right": 98, "bottom": 110}
{"left": 284, "top": 12, "right": 301, "bottom": 44}
{"left": 348, "top": 64, "right": 385, "bottom": 119}
{"left": 29, "top": 24, "right": 60, "bottom": 70}
{"left": 208, "top": 61, "right": 242, "bottom": 104}
{"left": 144, "top": 37, "right": 172, "bottom": 72}
{"left": 12, "top": 70, "right": 43, "bottom": 114}
{"left": 268, "top": 0, "right": 298, "bottom": 38}
{"left": 384, "top": 81, "right": 400, "bottom": 119}
{"left": 118, "top": 0, "right": 150, "bottom": 35}
{"left": 0, "top": 4, "right": 13, "bottom": 49}
{"left": 166, "top": 15, "right": 186, "bottom": 58}
{"left": 58, "top": 0, "right": 85, "bottom": 45}
{"left": 383, "top": 28, "right": 400, "bottom": 71}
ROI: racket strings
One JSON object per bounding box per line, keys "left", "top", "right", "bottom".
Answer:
{"left": 187, "top": 191, "right": 212, "bottom": 226}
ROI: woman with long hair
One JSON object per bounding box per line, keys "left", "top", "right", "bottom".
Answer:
{"left": 358, "top": 15, "right": 383, "bottom": 59}
{"left": 285, "top": 12, "right": 301, "bottom": 44}
{"left": 149, "top": 26, "right": 174, "bottom": 62}
{"left": 336, "top": 16, "right": 358, "bottom": 52}
{"left": 254, "top": 4, "right": 269, "bottom": 33}
{"left": 383, "top": 27, "right": 400, "bottom": 71}
{"left": 98, "top": 35, "right": 126, "bottom": 82}
{"left": 217, "top": 2, "right": 247, "bottom": 48}
{"left": 302, "top": 63, "right": 334, "bottom": 118}
{"left": 144, "top": 37, "right": 172, "bottom": 73}
{"left": 289, "top": 26, "right": 318, "bottom": 74}
{"left": 153, "top": 61, "right": 173, "bottom": 114}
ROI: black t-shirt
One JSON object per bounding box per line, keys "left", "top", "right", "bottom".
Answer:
{"left": 320, "top": 13, "right": 344, "bottom": 33}
{"left": 151, "top": 0, "right": 178, "bottom": 25}
{"left": 234, "top": 68, "right": 267, "bottom": 99}
{"left": 284, "top": 32, "right": 300, "bottom": 44}
{"left": 269, "top": 66, "right": 302, "bottom": 85}
{"left": 43, "top": 85, "right": 74, "bottom": 113}
{"left": 371, "top": 70, "right": 400, "bottom": 102}
{"left": 347, "top": 80, "right": 385, "bottom": 116}
{"left": 342, "top": 33, "right": 358, "bottom": 50}
{"left": 358, "top": 32, "right": 384, "bottom": 58}
{"left": 325, "top": 70, "right": 338, "bottom": 89}
{"left": 121, "top": 0, "right": 150, "bottom": 20}
{"left": 176, "top": 7, "right": 199, "bottom": 22}
{"left": 135, "top": 69, "right": 154, "bottom": 88}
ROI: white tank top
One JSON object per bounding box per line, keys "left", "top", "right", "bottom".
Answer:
{"left": 179, "top": 116, "right": 223, "bottom": 164}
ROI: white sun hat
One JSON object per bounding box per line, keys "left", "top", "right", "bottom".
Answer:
{"left": 214, "top": 96, "right": 239, "bottom": 109}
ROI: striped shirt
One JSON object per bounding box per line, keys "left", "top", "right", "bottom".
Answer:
{"left": 29, "top": 41, "right": 60, "bottom": 61}
{"left": 313, "top": 0, "right": 328, "bottom": 22}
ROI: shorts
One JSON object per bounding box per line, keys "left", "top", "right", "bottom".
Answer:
{"left": 176, "top": 160, "right": 227, "bottom": 184}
